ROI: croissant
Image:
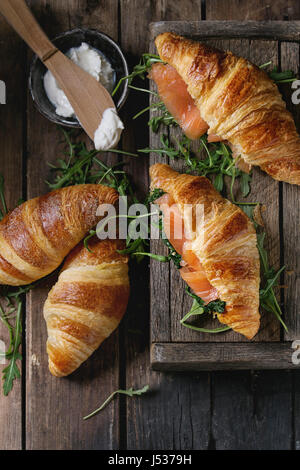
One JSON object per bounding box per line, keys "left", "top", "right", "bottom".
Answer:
{"left": 0, "top": 184, "right": 118, "bottom": 286}
{"left": 153, "top": 32, "right": 300, "bottom": 185}
{"left": 150, "top": 163, "right": 260, "bottom": 339}
{"left": 44, "top": 237, "right": 130, "bottom": 377}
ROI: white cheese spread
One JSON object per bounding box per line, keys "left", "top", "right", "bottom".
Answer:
{"left": 44, "top": 42, "right": 114, "bottom": 118}
{"left": 94, "top": 107, "right": 124, "bottom": 150}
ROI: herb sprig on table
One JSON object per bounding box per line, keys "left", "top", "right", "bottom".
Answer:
{"left": 0, "top": 284, "right": 35, "bottom": 396}
{"left": 246, "top": 207, "right": 287, "bottom": 331}
{"left": 83, "top": 385, "right": 149, "bottom": 420}
{"left": 0, "top": 178, "right": 36, "bottom": 395}
{"left": 139, "top": 133, "right": 252, "bottom": 199}
{"left": 47, "top": 129, "right": 137, "bottom": 194}
{"left": 260, "top": 61, "right": 297, "bottom": 83}
{"left": 112, "top": 53, "right": 163, "bottom": 97}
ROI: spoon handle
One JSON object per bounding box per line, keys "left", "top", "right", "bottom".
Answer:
{"left": 0, "top": 0, "right": 58, "bottom": 62}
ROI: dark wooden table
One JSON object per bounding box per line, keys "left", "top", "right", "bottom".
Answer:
{"left": 0, "top": 0, "right": 299, "bottom": 450}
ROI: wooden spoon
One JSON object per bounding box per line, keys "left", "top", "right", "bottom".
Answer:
{"left": 0, "top": 0, "right": 116, "bottom": 140}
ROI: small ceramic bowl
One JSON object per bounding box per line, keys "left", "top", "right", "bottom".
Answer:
{"left": 29, "top": 28, "right": 129, "bottom": 128}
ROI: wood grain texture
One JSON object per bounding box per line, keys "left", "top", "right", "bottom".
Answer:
{"left": 206, "top": 0, "right": 295, "bottom": 452}
{"left": 149, "top": 41, "right": 171, "bottom": 343}
{"left": 150, "top": 20, "right": 300, "bottom": 41}
{"left": 280, "top": 42, "right": 300, "bottom": 340}
{"left": 212, "top": 370, "right": 293, "bottom": 449}
{"left": 0, "top": 0, "right": 299, "bottom": 452}
{"left": 123, "top": 0, "right": 212, "bottom": 450}
{"left": 120, "top": 0, "right": 155, "bottom": 451}
{"left": 149, "top": 24, "right": 282, "bottom": 345}
{"left": 0, "top": 15, "right": 25, "bottom": 451}
{"left": 25, "top": 0, "right": 120, "bottom": 450}
{"left": 163, "top": 36, "right": 280, "bottom": 343}
{"left": 206, "top": 0, "right": 300, "bottom": 21}
{"left": 151, "top": 342, "right": 298, "bottom": 371}
{"left": 246, "top": 39, "right": 281, "bottom": 342}
{"left": 294, "top": 371, "right": 300, "bottom": 450}
{"left": 280, "top": 39, "right": 300, "bottom": 451}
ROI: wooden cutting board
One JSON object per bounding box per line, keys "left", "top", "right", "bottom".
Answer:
{"left": 149, "top": 21, "right": 300, "bottom": 370}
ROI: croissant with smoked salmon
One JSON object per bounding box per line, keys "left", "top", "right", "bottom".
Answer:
{"left": 150, "top": 163, "right": 260, "bottom": 339}
{"left": 44, "top": 238, "right": 129, "bottom": 377}
{"left": 151, "top": 32, "right": 300, "bottom": 185}
{"left": 0, "top": 184, "right": 118, "bottom": 285}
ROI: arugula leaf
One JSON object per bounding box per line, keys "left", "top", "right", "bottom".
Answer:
{"left": 83, "top": 385, "right": 149, "bottom": 420}
{"left": 0, "top": 174, "right": 8, "bottom": 219}
{"left": 180, "top": 299, "right": 230, "bottom": 333}
{"left": 268, "top": 67, "right": 296, "bottom": 83}
{"left": 162, "top": 236, "right": 182, "bottom": 269}
{"left": 240, "top": 172, "right": 252, "bottom": 197}
{"left": 0, "top": 282, "right": 37, "bottom": 396}
{"left": 256, "top": 232, "right": 287, "bottom": 330}
{"left": 148, "top": 108, "right": 177, "bottom": 133}
{"left": 213, "top": 172, "right": 224, "bottom": 192}
{"left": 2, "top": 301, "right": 22, "bottom": 396}
{"left": 0, "top": 177, "right": 37, "bottom": 396}
{"left": 47, "top": 135, "right": 137, "bottom": 192}
{"left": 185, "top": 286, "right": 226, "bottom": 314}
{"left": 131, "top": 252, "right": 169, "bottom": 262}
{"left": 130, "top": 88, "right": 177, "bottom": 133}
{"left": 259, "top": 62, "right": 297, "bottom": 83}
{"left": 145, "top": 188, "right": 165, "bottom": 205}
{"left": 0, "top": 181, "right": 24, "bottom": 396}
{"left": 49, "top": 129, "right": 152, "bottom": 260}
{"left": 180, "top": 287, "right": 228, "bottom": 333}
{"left": 112, "top": 52, "right": 163, "bottom": 97}
{"left": 139, "top": 134, "right": 251, "bottom": 200}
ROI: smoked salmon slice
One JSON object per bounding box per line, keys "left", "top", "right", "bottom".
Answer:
{"left": 156, "top": 193, "right": 218, "bottom": 303}
{"left": 149, "top": 63, "right": 209, "bottom": 140}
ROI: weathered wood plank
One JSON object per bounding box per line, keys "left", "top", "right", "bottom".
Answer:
{"left": 212, "top": 370, "right": 293, "bottom": 449}
{"left": 120, "top": 0, "right": 158, "bottom": 451}
{"left": 280, "top": 42, "right": 300, "bottom": 340}
{"left": 150, "top": 20, "right": 300, "bottom": 41}
{"left": 127, "top": 370, "right": 211, "bottom": 450}
{"left": 280, "top": 39, "right": 300, "bottom": 451}
{"left": 149, "top": 26, "right": 282, "bottom": 343}
{"left": 294, "top": 371, "right": 300, "bottom": 450}
{"left": 207, "top": 0, "right": 294, "bottom": 452}
{"left": 151, "top": 342, "right": 299, "bottom": 370}
{"left": 0, "top": 16, "right": 25, "bottom": 451}
{"left": 206, "top": 0, "right": 300, "bottom": 22}
{"left": 247, "top": 39, "right": 281, "bottom": 342}
{"left": 25, "top": 0, "right": 120, "bottom": 450}
{"left": 123, "top": 0, "right": 211, "bottom": 450}
{"left": 149, "top": 39, "right": 171, "bottom": 343}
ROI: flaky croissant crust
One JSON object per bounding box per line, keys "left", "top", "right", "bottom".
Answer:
{"left": 150, "top": 163, "right": 260, "bottom": 339}
{"left": 0, "top": 184, "right": 118, "bottom": 285}
{"left": 44, "top": 238, "right": 130, "bottom": 377}
{"left": 155, "top": 32, "right": 300, "bottom": 185}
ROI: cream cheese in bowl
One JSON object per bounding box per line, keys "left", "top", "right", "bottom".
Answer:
{"left": 44, "top": 42, "right": 114, "bottom": 119}
{"left": 29, "top": 28, "right": 129, "bottom": 151}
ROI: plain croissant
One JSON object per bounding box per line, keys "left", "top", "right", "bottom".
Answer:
{"left": 154, "top": 32, "right": 300, "bottom": 185}
{"left": 150, "top": 163, "right": 260, "bottom": 339}
{"left": 0, "top": 184, "right": 118, "bottom": 285}
{"left": 44, "top": 237, "right": 130, "bottom": 377}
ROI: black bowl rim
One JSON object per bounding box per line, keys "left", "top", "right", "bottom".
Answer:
{"left": 29, "top": 27, "right": 129, "bottom": 128}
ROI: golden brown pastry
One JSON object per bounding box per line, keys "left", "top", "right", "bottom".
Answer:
{"left": 154, "top": 32, "right": 300, "bottom": 185}
{"left": 44, "top": 237, "right": 130, "bottom": 377}
{"left": 150, "top": 163, "right": 260, "bottom": 339}
{"left": 0, "top": 184, "right": 118, "bottom": 285}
